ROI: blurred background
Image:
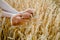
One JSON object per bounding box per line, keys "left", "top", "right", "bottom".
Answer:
{"left": 0, "top": 0, "right": 60, "bottom": 40}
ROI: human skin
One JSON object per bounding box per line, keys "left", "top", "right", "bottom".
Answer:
{"left": 0, "top": 0, "right": 34, "bottom": 26}
{"left": 11, "top": 9, "right": 33, "bottom": 26}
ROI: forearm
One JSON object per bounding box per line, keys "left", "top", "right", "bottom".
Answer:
{"left": 0, "top": 0, "right": 19, "bottom": 14}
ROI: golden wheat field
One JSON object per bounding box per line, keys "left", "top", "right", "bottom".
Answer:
{"left": 0, "top": 0, "right": 60, "bottom": 40}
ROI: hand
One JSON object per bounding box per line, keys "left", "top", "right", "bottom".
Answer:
{"left": 11, "top": 9, "right": 34, "bottom": 25}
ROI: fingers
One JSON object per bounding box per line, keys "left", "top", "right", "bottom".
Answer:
{"left": 21, "top": 12, "right": 32, "bottom": 19}
{"left": 25, "top": 8, "right": 35, "bottom": 16}
{"left": 25, "top": 9, "right": 33, "bottom": 16}
{"left": 11, "top": 15, "right": 31, "bottom": 26}
{"left": 17, "top": 12, "right": 31, "bottom": 19}
{"left": 11, "top": 8, "right": 35, "bottom": 26}
{"left": 18, "top": 9, "right": 34, "bottom": 19}
{"left": 11, "top": 16, "right": 25, "bottom": 25}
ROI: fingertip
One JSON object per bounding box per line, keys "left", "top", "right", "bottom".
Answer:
{"left": 27, "top": 8, "right": 35, "bottom": 12}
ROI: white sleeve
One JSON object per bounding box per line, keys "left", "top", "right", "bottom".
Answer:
{"left": 0, "top": 11, "right": 15, "bottom": 17}
{"left": 0, "top": 0, "right": 19, "bottom": 14}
